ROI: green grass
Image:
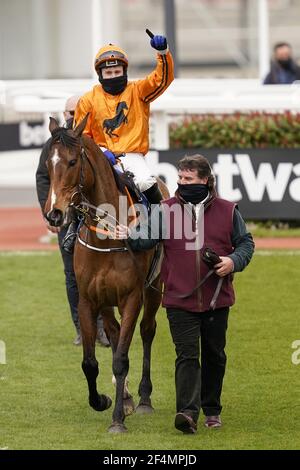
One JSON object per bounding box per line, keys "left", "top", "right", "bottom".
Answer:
{"left": 0, "top": 251, "right": 300, "bottom": 450}
{"left": 250, "top": 226, "right": 300, "bottom": 238}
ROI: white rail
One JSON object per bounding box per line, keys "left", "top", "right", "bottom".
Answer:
{"left": 2, "top": 79, "right": 300, "bottom": 149}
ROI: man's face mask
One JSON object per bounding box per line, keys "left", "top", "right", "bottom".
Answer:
{"left": 177, "top": 183, "right": 209, "bottom": 205}
{"left": 277, "top": 58, "right": 293, "bottom": 70}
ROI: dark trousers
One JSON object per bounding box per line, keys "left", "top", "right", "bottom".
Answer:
{"left": 58, "top": 227, "right": 80, "bottom": 333}
{"left": 167, "top": 307, "right": 229, "bottom": 423}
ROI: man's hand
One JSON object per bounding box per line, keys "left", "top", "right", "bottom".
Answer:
{"left": 114, "top": 224, "right": 130, "bottom": 240}
{"left": 150, "top": 35, "right": 168, "bottom": 51}
{"left": 214, "top": 256, "right": 234, "bottom": 277}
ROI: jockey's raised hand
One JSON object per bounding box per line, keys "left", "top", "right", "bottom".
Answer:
{"left": 150, "top": 35, "right": 168, "bottom": 52}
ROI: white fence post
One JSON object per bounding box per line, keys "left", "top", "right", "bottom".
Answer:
{"left": 258, "top": 0, "right": 270, "bottom": 82}
{"left": 152, "top": 110, "right": 169, "bottom": 150}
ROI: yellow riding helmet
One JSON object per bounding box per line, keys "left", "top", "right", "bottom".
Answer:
{"left": 94, "top": 44, "right": 128, "bottom": 74}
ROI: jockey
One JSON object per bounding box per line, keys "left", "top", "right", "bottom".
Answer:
{"left": 62, "top": 32, "right": 174, "bottom": 253}
{"left": 74, "top": 31, "right": 174, "bottom": 204}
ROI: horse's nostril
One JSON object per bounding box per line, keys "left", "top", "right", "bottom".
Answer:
{"left": 47, "top": 209, "right": 63, "bottom": 227}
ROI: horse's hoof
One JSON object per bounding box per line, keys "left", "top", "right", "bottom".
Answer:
{"left": 108, "top": 423, "right": 128, "bottom": 434}
{"left": 135, "top": 403, "right": 154, "bottom": 414}
{"left": 103, "top": 395, "right": 112, "bottom": 410}
{"left": 89, "top": 394, "right": 112, "bottom": 412}
{"left": 123, "top": 396, "right": 135, "bottom": 416}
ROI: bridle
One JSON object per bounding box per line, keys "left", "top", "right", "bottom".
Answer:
{"left": 69, "top": 143, "right": 133, "bottom": 253}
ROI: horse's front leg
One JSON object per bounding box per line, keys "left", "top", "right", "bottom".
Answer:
{"left": 79, "top": 297, "right": 112, "bottom": 412}
{"left": 108, "top": 296, "right": 142, "bottom": 433}
{"left": 102, "top": 308, "right": 135, "bottom": 415}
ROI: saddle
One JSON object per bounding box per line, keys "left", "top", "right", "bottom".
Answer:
{"left": 111, "top": 166, "right": 150, "bottom": 211}
{"left": 111, "top": 164, "right": 161, "bottom": 289}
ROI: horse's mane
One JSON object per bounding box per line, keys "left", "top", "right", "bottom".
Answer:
{"left": 51, "top": 127, "right": 79, "bottom": 148}
{"left": 51, "top": 128, "right": 138, "bottom": 199}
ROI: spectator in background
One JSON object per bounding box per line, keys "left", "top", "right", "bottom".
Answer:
{"left": 35, "top": 95, "right": 110, "bottom": 347}
{"left": 264, "top": 42, "right": 300, "bottom": 84}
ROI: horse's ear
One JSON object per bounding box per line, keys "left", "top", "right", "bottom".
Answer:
{"left": 49, "top": 117, "right": 59, "bottom": 135}
{"left": 73, "top": 113, "right": 89, "bottom": 138}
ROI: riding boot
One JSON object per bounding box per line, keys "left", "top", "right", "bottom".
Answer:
{"left": 142, "top": 183, "right": 163, "bottom": 205}
{"left": 62, "top": 219, "right": 79, "bottom": 254}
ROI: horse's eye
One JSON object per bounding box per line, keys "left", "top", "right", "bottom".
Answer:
{"left": 69, "top": 159, "right": 77, "bottom": 167}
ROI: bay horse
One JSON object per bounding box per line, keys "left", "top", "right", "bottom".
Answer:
{"left": 45, "top": 116, "right": 168, "bottom": 433}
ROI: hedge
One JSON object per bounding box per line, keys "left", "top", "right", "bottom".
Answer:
{"left": 169, "top": 112, "right": 300, "bottom": 149}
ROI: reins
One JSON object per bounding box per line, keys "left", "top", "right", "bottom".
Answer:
{"left": 70, "top": 144, "right": 137, "bottom": 253}
{"left": 167, "top": 268, "right": 224, "bottom": 310}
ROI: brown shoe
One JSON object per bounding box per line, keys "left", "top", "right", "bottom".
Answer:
{"left": 204, "top": 415, "right": 222, "bottom": 428}
{"left": 73, "top": 334, "right": 82, "bottom": 346}
{"left": 175, "top": 412, "right": 197, "bottom": 434}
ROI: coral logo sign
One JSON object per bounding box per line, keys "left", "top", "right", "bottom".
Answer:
{"left": 149, "top": 149, "right": 300, "bottom": 219}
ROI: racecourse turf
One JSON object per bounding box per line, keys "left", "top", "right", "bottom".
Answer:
{"left": 0, "top": 251, "right": 300, "bottom": 450}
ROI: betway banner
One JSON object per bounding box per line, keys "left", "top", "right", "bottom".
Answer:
{"left": 1, "top": 123, "right": 299, "bottom": 219}
{"left": 147, "top": 149, "right": 300, "bottom": 219}
{"left": 0, "top": 121, "right": 46, "bottom": 151}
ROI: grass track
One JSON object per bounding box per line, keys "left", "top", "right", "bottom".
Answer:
{"left": 0, "top": 251, "right": 300, "bottom": 450}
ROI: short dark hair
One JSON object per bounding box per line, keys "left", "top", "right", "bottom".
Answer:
{"left": 274, "top": 42, "right": 291, "bottom": 52}
{"left": 178, "top": 154, "right": 216, "bottom": 194}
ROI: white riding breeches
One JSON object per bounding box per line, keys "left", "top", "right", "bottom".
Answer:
{"left": 118, "top": 153, "right": 156, "bottom": 192}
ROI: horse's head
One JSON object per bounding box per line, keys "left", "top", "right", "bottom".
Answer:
{"left": 45, "top": 115, "right": 92, "bottom": 227}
